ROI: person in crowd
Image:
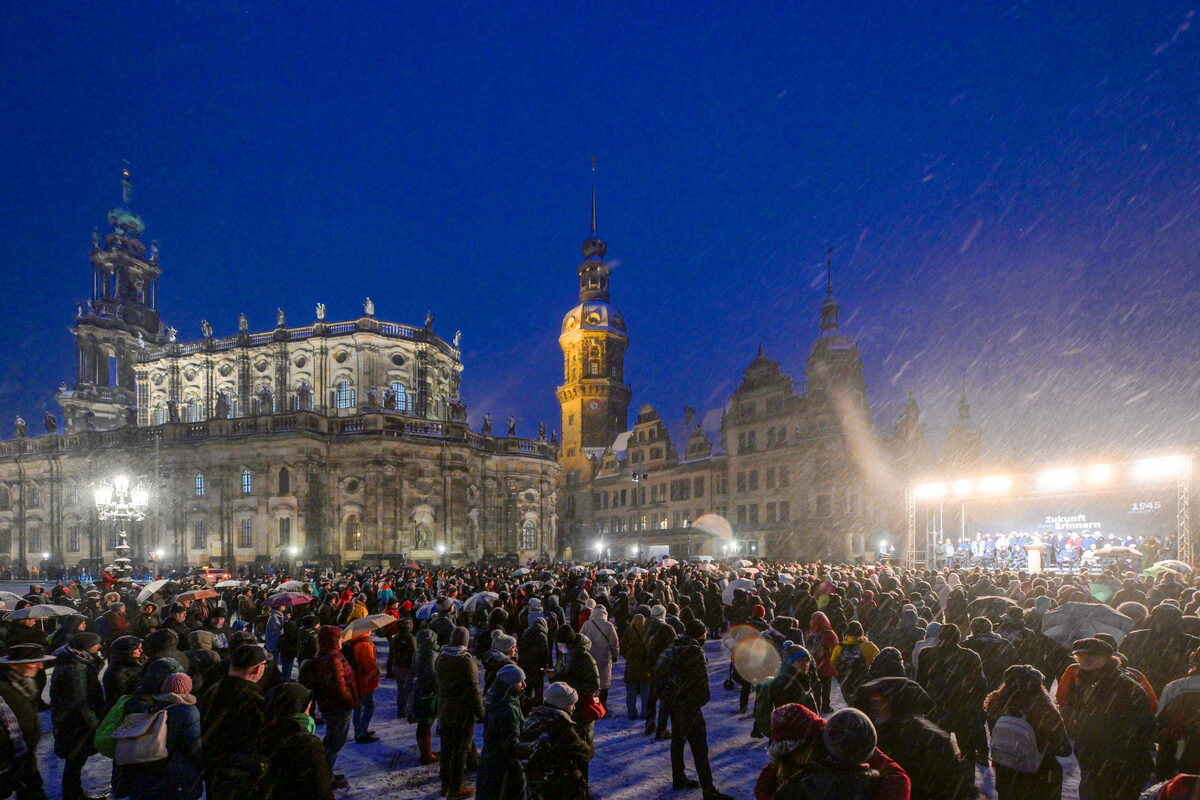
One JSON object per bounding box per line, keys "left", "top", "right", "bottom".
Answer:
{"left": 643, "top": 603, "right": 678, "bottom": 735}
{"left": 1156, "top": 645, "right": 1200, "bottom": 776}
{"left": 518, "top": 616, "right": 552, "bottom": 708}
{"left": 830, "top": 620, "right": 880, "bottom": 701}
{"left": 962, "top": 617, "right": 1018, "bottom": 692}
{"left": 983, "top": 665, "right": 1071, "bottom": 800}
{"left": 482, "top": 632, "right": 518, "bottom": 694}
{"left": 621, "top": 612, "right": 652, "bottom": 720}
{"left": 550, "top": 626, "right": 600, "bottom": 769}
{"left": 277, "top": 607, "right": 301, "bottom": 680}
{"left": 128, "top": 601, "right": 160, "bottom": 640}
{"left": 122, "top": 660, "right": 204, "bottom": 800}
{"left": 312, "top": 624, "right": 357, "bottom": 788}
{"left": 435, "top": 625, "right": 483, "bottom": 800}
{"left": 915, "top": 623, "right": 988, "bottom": 765}
{"left": 805, "top": 611, "right": 840, "bottom": 714}
{"left": 412, "top": 627, "right": 441, "bottom": 764}
{"left": 655, "top": 618, "right": 733, "bottom": 800}
{"left": 264, "top": 605, "right": 286, "bottom": 668}
{"left": 754, "top": 643, "right": 817, "bottom": 738}
{"left": 1122, "top": 602, "right": 1200, "bottom": 696}
{"left": 580, "top": 604, "right": 620, "bottom": 709}
{"left": 0, "top": 644, "right": 56, "bottom": 799}
{"left": 1060, "top": 637, "right": 1156, "bottom": 800}
{"left": 516, "top": 682, "right": 592, "bottom": 800}
{"left": 199, "top": 644, "right": 269, "bottom": 800}
{"left": 343, "top": 624, "right": 380, "bottom": 744}
{"left": 50, "top": 631, "right": 106, "bottom": 800}
{"left": 386, "top": 616, "right": 417, "bottom": 719}
{"left": 477, "top": 664, "right": 526, "bottom": 800}
{"left": 260, "top": 682, "right": 333, "bottom": 800}
{"left": 102, "top": 635, "right": 145, "bottom": 710}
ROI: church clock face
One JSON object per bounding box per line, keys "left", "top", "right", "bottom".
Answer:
{"left": 587, "top": 400, "right": 600, "bottom": 411}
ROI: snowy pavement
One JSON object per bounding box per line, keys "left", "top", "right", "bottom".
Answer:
{"left": 54, "top": 635, "right": 1083, "bottom": 800}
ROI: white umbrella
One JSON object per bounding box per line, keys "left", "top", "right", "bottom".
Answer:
{"left": 568, "top": 565, "right": 587, "bottom": 574}
{"left": 215, "top": 579, "right": 247, "bottom": 589}
{"left": 273, "top": 580, "right": 305, "bottom": 593}
{"left": 738, "top": 567, "right": 761, "bottom": 577}
{"left": 518, "top": 581, "right": 543, "bottom": 592}
{"left": 7, "top": 604, "right": 79, "bottom": 620}
{"left": 722, "top": 578, "right": 756, "bottom": 606}
{"left": 660, "top": 558, "right": 679, "bottom": 567}
{"left": 624, "top": 567, "right": 648, "bottom": 576}
{"left": 341, "top": 613, "right": 396, "bottom": 640}
{"left": 735, "top": 559, "right": 753, "bottom": 568}
{"left": 596, "top": 569, "right": 616, "bottom": 577}
{"left": 463, "top": 591, "right": 500, "bottom": 612}
{"left": 1154, "top": 560, "right": 1193, "bottom": 574}
{"left": 1090, "top": 546, "right": 1142, "bottom": 559}
{"left": 777, "top": 573, "right": 795, "bottom": 584}
{"left": 136, "top": 580, "right": 170, "bottom": 604}
{"left": 512, "top": 568, "right": 532, "bottom": 578}
{"left": 0, "top": 591, "right": 25, "bottom": 606}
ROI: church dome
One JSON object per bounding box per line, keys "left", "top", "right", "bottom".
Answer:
{"left": 107, "top": 204, "right": 144, "bottom": 237}
{"left": 561, "top": 300, "right": 627, "bottom": 337}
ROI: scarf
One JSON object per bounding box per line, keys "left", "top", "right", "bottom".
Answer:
{"left": 288, "top": 713, "right": 316, "bottom": 735}
{"left": 0, "top": 695, "right": 26, "bottom": 761}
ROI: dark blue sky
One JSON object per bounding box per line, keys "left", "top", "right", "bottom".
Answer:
{"left": 2, "top": 3, "right": 1199, "bottom": 465}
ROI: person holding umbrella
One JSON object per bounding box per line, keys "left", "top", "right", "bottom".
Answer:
{"left": 0, "top": 644, "right": 57, "bottom": 799}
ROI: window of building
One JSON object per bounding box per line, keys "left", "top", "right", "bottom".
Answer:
{"left": 766, "top": 397, "right": 783, "bottom": 415}
{"left": 193, "top": 520, "right": 206, "bottom": 549}
{"left": 736, "top": 505, "right": 746, "bottom": 525}
{"left": 693, "top": 477, "right": 705, "bottom": 497}
{"left": 279, "top": 517, "right": 291, "bottom": 547}
{"left": 736, "top": 472, "right": 746, "bottom": 493}
{"left": 779, "top": 465, "right": 790, "bottom": 488}
{"left": 779, "top": 500, "right": 790, "bottom": 521}
{"left": 153, "top": 403, "right": 166, "bottom": 425}
{"left": 650, "top": 447, "right": 662, "bottom": 459}
{"left": 766, "top": 502, "right": 776, "bottom": 523}
{"left": 241, "top": 469, "right": 252, "bottom": 495}
{"left": 344, "top": 515, "right": 362, "bottom": 550}
{"left": 749, "top": 470, "right": 759, "bottom": 491}
{"left": 715, "top": 475, "right": 728, "bottom": 494}
{"left": 777, "top": 426, "right": 787, "bottom": 445}
{"left": 67, "top": 482, "right": 78, "bottom": 505}
{"left": 278, "top": 467, "right": 290, "bottom": 494}
{"left": 748, "top": 431, "right": 757, "bottom": 451}
{"left": 28, "top": 486, "right": 40, "bottom": 508}
{"left": 240, "top": 518, "right": 253, "bottom": 548}
{"left": 737, "top": 432, "right": 746, "bottom": 453}
{"left": 187, "top": 399, "right": 200, "bottom": 422}
{"left": 748, "top": 504, "right": 759, "bottom": 525}
{"left": 766, "top": 467, "right": 776, "bottom": 490}
{"left": 335, "top": 381, "right": 356, "bottom": 409}
{"left": 619, "top": 489, "right": 627, "bottom": 506}
{"left": 0, "top": 487, "right": 9, "bottom": 510}
{"left": 194, "top": 473, "right": 206, "bottom": 496}
{"left": 521, "top": 519, "right": 536, "bottom": 551}
{"left": 672, "top": 510, "right": 685, "bottom": 527}
{"left": 68, "top": 525, "right": 80, "bottom": 552}
{"left": 389, "top": 382, "right": 411, "bottom": 412}
{"left": 29, "top": 528, "right": 40, "bottom": 553}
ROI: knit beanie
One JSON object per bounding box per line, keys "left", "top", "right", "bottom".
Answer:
{"left": 649, "top": 604, "right": 666, "bottom": 619}
{"left": 491, "top": 633, "right": 517, "bottom": 653}
{"left": 751, "top": 604, "right": 766, "bottom": 618}
{"left": 161, "top": 672, "right": 193, "bottom": 695}
{"left": 450, "top": 626, "right": 470, "bottom": 647}
{"left": 544, "top": 681, "right": 578, "bottom": 710}
{"left": 823, "top": 708, "right": 877, "bottom": 764}
{"left": 770, "top": 702, "right": 825, "bottom": 744}
{"left": 496, "top": 664, "right": 526, "bottom": 688}
{"left": 555, "top": 626, "right": 577, "bottom": 645}
{"left": 71, "top": 632, "right": 103, "bottom": 651}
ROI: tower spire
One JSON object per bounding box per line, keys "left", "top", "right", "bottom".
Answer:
{"left": 590, "top": 155, "right": 597, "bottom": 238}
{"left": 819, "top": 246, "right": 840, "bottom": 333}
{"left": 826, "top": 245, "right": 834, "bottom": 296}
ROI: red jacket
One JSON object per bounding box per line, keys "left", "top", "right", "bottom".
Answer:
{"left": 343, "top": 634, "right": 380, "bottom": 697}
{"left": 313, "top": 626, "right": 358, "bottom": 713}
{"left": 807, "top": 612, "right": 840, "bottom": 679}
{"left": 755, "top": 749, "right": 911, "bottom": 800}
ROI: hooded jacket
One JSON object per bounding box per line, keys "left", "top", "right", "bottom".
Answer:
{"left": 434, "top": 636, "right": 484, "bottom": 726}
{"left": 50, "top": 644, "right": 106, "bottom": 759}
{"left": 312, "top": 625, "right": 358, "bottom": 714}
{"left": 579, "top": 606, "right": 619, "bottom": 691}
{"left": 261, "top": 683, "right": 332, "bottom": 800}
{"left": 342, "top": 633, "right": 380, "bottom": 697}
{"left": 124, "top": 665, "right": 203, "bottom": 800}
{"left": 103, "top": 635, "right": 146, "bottom": 710}
{"left": 518, "top": 617, "right": 552, "bottom": 682}
{"left": 806, "top": 612, "right": 840, "bottom": 678}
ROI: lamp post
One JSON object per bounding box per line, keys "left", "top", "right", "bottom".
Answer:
{"left": 94, "top": 476, "right": 149, "bottom": 585}
{"left": 632, "top": 472, "right": 647, "bottom": 563}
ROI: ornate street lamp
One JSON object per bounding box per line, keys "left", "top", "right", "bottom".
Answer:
{"left": 95, "top": 476, "right": 149, "bottom": 584}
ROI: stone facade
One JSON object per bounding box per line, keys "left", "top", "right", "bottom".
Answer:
{"left": 0, "top": 174, "right": 558, "bottom": 572}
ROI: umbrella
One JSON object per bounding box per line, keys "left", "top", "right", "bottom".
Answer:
{"left": 341, "top": 613, "right": 396, "bottom": 640}
{"left": 1088, "top": 581, "right": 1119, "bottom": 603}
{"left": 1041, "top": 601, "right": 1136, "bottom": 648}
{"left": 136, "top": 580, "right": 170, "bottom": 604}
{"left": 735, "top": 559, "right": 753, "bottom": 568}
{"left": 776, "top": 572, "right": 795, "bottom": 584}
{"left": 512, "top": 568, "right": 532, "bottom": 578}
{"left": 273, "top": 580, "right": 305, "bottom": 593}
{"left": 596, "top": 569, "right": 615, "bottom": 577}
{"left": 968, "top": 595, "right": 1020, "bottom": 620}
{"left": 415, "top": 598, "right": 462, "bottom": 620}
{"left": 172, "top": 589, "right": 218, "bottom": 604}
{"left": 722, "top": 578, "right": 756, "bottom": 606}
{"left": 1144, "top": 565, "right": 1181, "bottom": 577}
{"left": 0, "top": 591, "right": 25, "bottom": 606}
{"left": 1155, "top": 560, "right": 1193, "bottom": 575}
{"left": 568, "top": 565, "right": 587, "bottom": 574}
{"left": 517, "top": 581, "right": 543, "bottom": 592}
{"left": 215, "top": 580, "right": 247, "bottom": 589}
{"left": 696, "top": 563, "right": 719, "bottom": 572}
{"left": 738, "top": 567, "right": 761, "bottom": 577}
{"left": 1091, "top": 546, "right": 1143, "bottom": 559}
{"left": 624, "top": 567, "right": 648, "bottom": 576}
{"left": 266, "top": 592, "right": 313, "bottom": 608}
{"left": 463, "top": 592, "right": 499, "bottom": 613}
{"left": 7, "top": 604, "right": 79, "bottom": 620}
{"left": 660, "top": 558, "right": 679, "bottom": 567}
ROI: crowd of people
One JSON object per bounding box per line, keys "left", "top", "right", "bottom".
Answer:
{"left": 944, "top": 532, "right": 1169, "bottom": 571}
{"left": 1, "top": 556, "right": 1200, "bottom": 799}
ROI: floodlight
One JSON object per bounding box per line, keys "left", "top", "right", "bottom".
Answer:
{"left": 913, "top": 483, "right": 945, "bottom": 500}
{"left": 288, "top": 547, "right": 299, "bottom": 556}
{"left": 1085, "top": 464, "right": 1114, "bottom": 484}
{"left": 977, "top": 475, "right": 1011, "bottom": 494}
{"left": 41, "top": 552, "right": 49, "bottom": 560}
{"left": 1133, "top": 456, "right": 1189, "bottom": 481}
{"left": 1038, "top": 468, "right": 1078, "bottom": 490}
{"left": 952, "top": 480, "right": 972, "bottom": 496}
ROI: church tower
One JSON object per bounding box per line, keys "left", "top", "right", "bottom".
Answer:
{"left": 556, "top": 164, "right": 631, "bottom": 482}
{"left": 59, "top": 168, "right": 166, "bottom": 432}
{"left": 805, "top": 250, "right": 868, "bottom": 418}
{"left": 943, "top": 380, "right": 982, "bottom": 470}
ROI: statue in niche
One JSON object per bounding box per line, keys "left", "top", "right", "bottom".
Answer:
{"left": 466, "top": 508, "right": 480, "bottom": 550}
{"left": 550, "top": 430, "right": 558, "bottom": 446}
{"left": 363, "top": 297, "right": 374, "bottom": 316}
{"left": 166, "top": 326, "right": 177, "bottom": 343}
{"left": 367, "top": 386, "right": 379, "bottom": 407}
{"left": 424, "top": 310, "right": 434, "bottom": 329}
{"left": 276, "top": 307, "right": 286, "bottom": 327}
{"left": 482, "top": 413, "right": 493, "bottom": 435}
{"left": 135, "top": 332, "right": 145, "bottom": 350}
{"left": 315, "top": 303, "right": 326, "bottom": 321}
{"left": 13, "top": 417, "right": 25, "bottom": 438}
{"left": 537, "top": 421, "right": 546, "bottom": 441}
{"left": 297, "top": 382, "right": 312, "bottom": 411}
{"left": 238, "top": 313, "right": 248, "bottom": 333}
{"left": 167, "top": 399, "right": 179, "bottom": 423}
{"left": 506, "top": 416, "right": 517, "bottom": 436}
{"left": 258, "top": 385, "right": 273, "bottom": 414}
{"left": 214, "top": 393, "right": 230, "bottom": 420}
{"left": 43, "top": 412, "right": 57, "bottom": 434}
{"left": 383, "top": 388, "right": 396, "bottom": 410}
{"left": 201, "top": 320, "right": 213, "bottom": 339}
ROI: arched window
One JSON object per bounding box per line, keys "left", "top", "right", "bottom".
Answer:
{"left": 278, "top": 467, "right": 290, "bottom": 495}
{"left": 241, "top": 469, "right": 252, "bottom": 495}
{"left": 153, "top": 403, "right": 166, "bottom": 425}
{"left": 187, "top": 399, "right": 200, "bottom": 422}
{"left": 194, "top": 473, "right": 206, "bottom": 496}
{"left": 335, "top": 381, "right": 355, "bottom": 409}
{"left": 279, "top": 517, "right": 291, "bottom": 546}
{"left": 240, "top": 518, "right": 253, "bottom": 548}
{"left": 390, "top": 382, "right": 410, "bottom": 412}
{"left": 344, "top": 514, "right": 362, "bottom": 550}
{"left": 521, "top": 519, "right": 537, "bottom": 551}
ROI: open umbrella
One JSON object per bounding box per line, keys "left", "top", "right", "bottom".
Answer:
{"left": 623, "top": 567, "right": 648, "bottom": 576}
{"left": 266, "top": 592, "right": 313, "bottom": 608}
{"left": 463, "top": 591, "right": 499, "bottom": 613}
{"left": 1041, "top": 601, "right": 1136, "bottom": 648}
{"left": 734, "top": 559, "right": 753, "bottom": 568}
{"left": 776, "top": 572, "right": 795, "bottom": 584}
{"left": 568, "top": 565, "right": 587, "bottom": 574}
{"left": 1155, "top": 560, "right": 1193, "bottom": 575}
{"left": 215, "top": 579, "right": 247, "bottom": 589}
{"left": 172, "top": 589, "right": 218, "bottom": 604}
{"left": 7, "top": 604, "right": 79, "bottom": 620}
{"left": 512, "top": 568, "right": 532, "bottom": 578}
{"left": 1144, "top": 565, "right": 1181, "bottom": 577}
{"left": 659, "top": 558, "right": 679, "bottom": 568}
{"left": 136, "top": 580, "right": 170, "bottom": 604}
{"left": 0, "top": 591, "right": 23, "bottom": 606}
{"left": 968, "top": 595, "right": 1020, "bottom": 620}
{"left": 415, "top": 598, "right": 462, "bottom": 620}
{"left": 1090, "top": 546, "right": 1143, "bottom": 560}
{"left": 272, "top": 580, "right": 305, "bottom": 593}
{"left": 595, "top": 569, "right": 616, "bottom": 577}
{"left": 738, "top": 567, "right": 761, "bottom": 577}
{"left": 341, "top": 613, "right": 396, "bottom": 640}
{"left": 722, "top": 578, "right": 756, "bottom": 606}
{"left": 517, "top": 581, "right": 543, "bottom": 592}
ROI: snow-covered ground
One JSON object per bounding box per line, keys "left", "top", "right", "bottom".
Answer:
{"left": 53, "top": 635, "right": 1081, "bottom": 800}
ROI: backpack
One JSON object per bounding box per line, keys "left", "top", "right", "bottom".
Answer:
{"left": 990, "top": 712, "right": 1044, "bottom": 773}
{"left": 804, "top": 632, "right": 827, "bottom": 662}
{"left": 654, "top": 646, "right": 682, "bottom": 702}
{"left": 836, "top": 643, "right": 868, "bottom": 688}
{"left": 112, "top": 708, "right": 170, "bottom": 765}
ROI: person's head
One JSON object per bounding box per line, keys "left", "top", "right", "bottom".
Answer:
{"left": 684, "top": 619, "right": 707, "bottom": 642}
{"left": 767, "top": 703, "right": 826, "bottom": 768}
{"left": 111, "top": 602, "right": 125, "bottom": 614}
{"left": 1071, "top": 637, "right": 1115, "bottom": 671}
{"left": 845, "top": 621, "right": 863, "bottom": 638}
{"left": 824, "top": 708, "right": 878, "bottom": 765}
{"left": 1, "top": 644, "right": 53, "bottom": 678}
{"left": 229, "top": 644, "right": 268, "bottom": 682}
{"left": 170, "top": 604, "right": 187, "bottom": 621}
{"left": 544, "top": 681, "right": 578, "bottom": 713}
{"left": 71, "top": 632, "right": 103, "bottom": 655}
{"left": 496, "top": 664, "right": 526, "bottom": 693}
{"left": 492, "top": 633, "right": 517, "bottom": 657}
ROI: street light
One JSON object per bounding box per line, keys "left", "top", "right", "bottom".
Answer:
{"left": 288, "top": 546, "right": 299, "bottom": 557}
{"left": 95, "top": 476, "right": 149, "bottom": 584}
{"left": 437, "top": 542, "right": 447, "bottom": 567}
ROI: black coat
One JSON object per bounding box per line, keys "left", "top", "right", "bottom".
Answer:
{"left": 49, "top": 645, "right": 106, "bottom": 759}
{"left": 199, "top": 675, "right": 266, "bottom": 774}
{"left": 102, "top": 651, "right": 146, "bottom": 710}
{"left": 654, "top": 634, "right": 709, "bottom": 710}
{"left": 1063, "top": 660, "right": 1155, "bottom": 772}
{"left": 962, "top": 632, "right": 1017, "bottom": 692}
{"left": 262, "top": 720, "right": 333, "bottom": 800}
{"left": 915, "top": 642, "right": 986, "bottom": 731}
{"left": 876, "top": 714, "right": 979, "bottom": 800}
{"left": 516, "top": 705, "right": 591, "bottom": 800}
{"left": 434, "top": 647, "right": 483, "bottom": 727}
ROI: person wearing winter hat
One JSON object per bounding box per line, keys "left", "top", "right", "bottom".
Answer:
{"left": 643, "top": 603, "right": 677, "bottom": 735}
{"left": 435, "top": 626, "right": 483, "bottom": 799}
{"left": 121, "top": 663, "right": 204, "bottom": 800}
{"left": 551, "top": 620, "right": 600, "bottom": 779}
{"left": 199, "top": 644, "right": 268, "bottom": 800}
{"left": 483, "top": 633, "right": 519, "bottom": 694}
{"left": 478, "top": 665, "right": 526, "bottom": 800}
{"left": 516, "top": 682, "right": 591, "bottom": 800}
{"left": 260, "top": 682, "right": 333, "bottom": 800}
{"left": 50, "top": 631, "right": 106, "bottom": 800}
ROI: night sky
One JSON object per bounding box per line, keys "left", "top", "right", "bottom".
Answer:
{"left": 2, "top": 3, "right": 1199, "bottom": 468}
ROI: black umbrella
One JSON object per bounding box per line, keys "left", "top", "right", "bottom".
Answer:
{"left": 968, "top": 595, "right": 1020, "bottom": 621}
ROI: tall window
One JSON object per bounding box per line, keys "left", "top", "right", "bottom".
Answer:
{"left": 279, "top": 517, "right": 291, "bottom": 546}
{"left": 521, "top": 519, "right": 537, "bottom": 551}
{"left": 335, "top": 381, "right": 355, "bottom": 409}
{"left": 28, "top": 486, "right": 40, "bottom": 508}
{"left": 0, "top": 487, "right": 9, "bottom": 510}
{"left": 344, "top": 515, "right": 362, "bottom": 550}
{"left": 240, "top": 518, "right": 253, "bottom": 548}
{"left": 68, "top": 526, "right": 80, "bottom": 552}
{"left": 29, "top": 528, "right": 40, "bottom": 552}
{"left": 67, "top": 482, "right": 78, "bottom": 505}
{"left": 390, "top": 382, "right": 410, "bottom": 412}
{"left": 194, "top": 473, "right": 206, "bottom": 496}
{"left": 153, "top": 403, "right": 166, "bottom": 425}
{"left": 193, "top": 520, "right": 206, "bottom": 549}
{"left": 241, "top": 469, "right": 252, "bottom": 494}
{"left": 187, "top": 399, "right": 200, "bottom": 422}
{"left": 278, "top": 467, "right": 290, "bottom": 494}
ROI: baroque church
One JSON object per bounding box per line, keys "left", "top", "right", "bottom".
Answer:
{"left": 555, "top": 208, "right": 983, "bottom": 562}
{"left": 0, "top": 171, "right": 559, "bottom": 573}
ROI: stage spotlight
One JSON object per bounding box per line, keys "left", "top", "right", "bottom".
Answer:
{"left": 1133, "top": 456, "right": 1189, "bottom": 481}
{"left": 977, "top": 475, "right": 1012, "bottom": 494}
{"left": 913, "top": 483, "right": 945, "bottom": 500}
{"left": 1085, "top": 464, "right": 1115, "bottom": 484}
{"left": 1038, "top": 468, "right": 1078, "bottom": 490}
{"left": 952, "top": 480, "right": 972, "bottom": 496}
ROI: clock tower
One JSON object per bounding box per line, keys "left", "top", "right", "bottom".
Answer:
{"left": 556, "top": 167, "right": 631, "bottom": 483}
